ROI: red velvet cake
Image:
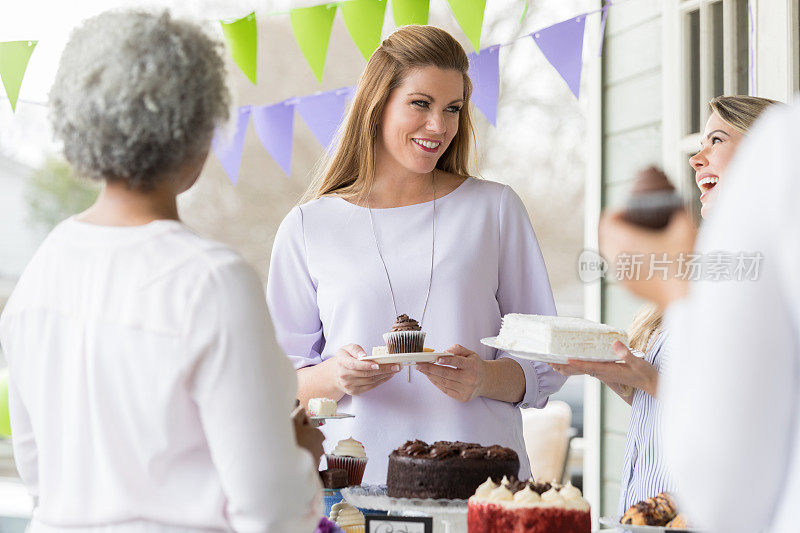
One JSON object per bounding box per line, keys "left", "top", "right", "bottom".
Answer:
{"left": 467, "top": 477, "right": 590, "bottom": 533}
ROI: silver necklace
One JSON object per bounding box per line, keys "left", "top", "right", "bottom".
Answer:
{"left": 367, "top": 171, "right": 436, "bottom": 381}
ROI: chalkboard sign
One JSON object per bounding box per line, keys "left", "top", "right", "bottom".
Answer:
{"left": 364, "top": 515, "right": 433, "bottom": 533}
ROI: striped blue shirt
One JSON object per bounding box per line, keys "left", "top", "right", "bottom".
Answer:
{"left": 617, "top": 330, "right": 678, "bottom": 514}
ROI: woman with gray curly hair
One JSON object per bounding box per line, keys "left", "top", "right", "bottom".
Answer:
{"left": 0, "top": 10, "right": 323, "bottom": 532}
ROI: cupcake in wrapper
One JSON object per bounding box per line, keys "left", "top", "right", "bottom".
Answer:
{"left": 329, "top": 501, "right": 365, "bottom": 533}
{"left": 383, "top": 314, "right": 426, "bottom": 354}
{"left": 325, "top": 438, "right": 368, "bottom": 486}
{"left": 623, "top": 166, "right": 684, "bottom": 229}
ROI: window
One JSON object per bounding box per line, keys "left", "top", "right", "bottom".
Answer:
{"left": 793, "top": 0, "right": 800, "bottom": 91}
{"left": 664, "top": 0, "right": 751, "bottom": 221}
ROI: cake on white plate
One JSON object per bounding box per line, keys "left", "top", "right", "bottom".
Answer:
{"left": 496, "top": 314, "right": 627, "bottom": 359}
{"left": 308, "top": 398, "right": 337, "bottom": 417}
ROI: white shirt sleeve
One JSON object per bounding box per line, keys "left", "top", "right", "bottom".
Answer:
{"left": 661, "top": 105, "right": 800, "bottom": 532}
{"left": 185, "top": 255, "right": 322, "bottom": 532}
{"left": 267, "top": 206, "right": 326, "bottom": 369}
{"left": 496, "top": 185, "right": 566, "bottom": 408}
{"left": 7, "top": 376, "right": 39, "bottom": 501}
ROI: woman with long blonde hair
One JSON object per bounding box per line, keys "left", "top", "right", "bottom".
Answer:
{"left": 267, "top": 25, "right": 566, "bottom": 483}
{"left": 553, "top": 95, "right": 780, "bottom": 513}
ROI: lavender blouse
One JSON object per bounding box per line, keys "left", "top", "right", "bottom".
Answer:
{"left": 267, "top": 177, "right": 566, "bottom": 483}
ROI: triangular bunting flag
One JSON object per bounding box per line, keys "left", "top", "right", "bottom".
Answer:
{"left": 532, "top": 16, "right": 586, "bottom": 99}
{"left": 290, "top": 3, "right": 337, "bottom": 83}
{"left": 341, "top": 0, "right": 387, "bottom": 62}
{"left": 212, "top": 106, "right": 251, "bottom": 185}
{"left": 0, "top": 370, "right": 10, "bottom": 437}
{"left": 220, "top": 12, "right": 258, "bottom": 84}
{"left": 0, "top": 40, "right": 37, "bottom": 112}
{"left": 446, "top": 0, "right": 486, "bottom": 52}
{"left": 252, "top": 101, "right": 295, "bottom": 177}
{"left": 468, "top": 46, "right": 500, "bottom": 126}
{"left": 392, "top": 0, "right": 430, "bottom": 26}
{"left": 297, "top": 88, "right": 350, "bottom": 150}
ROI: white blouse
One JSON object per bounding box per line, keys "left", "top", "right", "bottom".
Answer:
{"left": 0, "top": 218, "right": 321, "bottom": 532}
{"left": 267, "top": 177, "right": 566, "bottom": 483}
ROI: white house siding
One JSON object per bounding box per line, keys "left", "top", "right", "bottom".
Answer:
{"left": 599, "top": 0, "right": 663, "bottom": 517}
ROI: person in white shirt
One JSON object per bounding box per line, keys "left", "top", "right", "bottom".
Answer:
{"left": 0, "top": 10, "right": 323, "bottom": 532}
{"left": 599, "top": 98, "right": 800, "bottom": 533}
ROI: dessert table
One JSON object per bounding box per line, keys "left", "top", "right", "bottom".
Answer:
{"left": 342, "top": 485, "right": 467, "bottom": 533}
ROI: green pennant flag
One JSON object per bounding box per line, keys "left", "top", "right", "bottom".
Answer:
{"left": 446, "top": 0, "right": 486, "bottom": 52}
{"left": 341, "top": 0, "right": 387, "bottom": 62}
{"left": 220, "top": 12, "right": 258, "bottom": 84}
{"left": 0, "top": 369, "right": 10, "bottom": 438}
{"left": 392, "top": 0, "right": 429, "bottom": 26}
{"left": 0, "top": 40, "right": 37, "bottom": 113}
{"left": 290, "top": 3, "right": 337, "bottom": 83}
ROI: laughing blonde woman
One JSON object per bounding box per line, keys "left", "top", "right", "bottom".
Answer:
{"left": 552, "top": 95, "right": 780, "bottom": 513}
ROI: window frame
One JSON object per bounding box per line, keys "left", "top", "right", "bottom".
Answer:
{"left": 663, "top": 0, "right": 754, "bottom": 211}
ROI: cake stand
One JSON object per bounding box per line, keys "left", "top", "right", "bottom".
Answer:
{"left": 341, "top": 485, "right": 467, "bottom": 533}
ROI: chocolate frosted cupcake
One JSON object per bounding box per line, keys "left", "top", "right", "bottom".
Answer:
{"left": 383, "top": 314, "right": 426, "bottom": 354}
{"left": 623, "top": 166, "right": 685, "bottom": 229}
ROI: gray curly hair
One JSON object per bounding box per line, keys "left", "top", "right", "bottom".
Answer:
{"left": 49, "top": 10, "right": 230, "bottom": 190}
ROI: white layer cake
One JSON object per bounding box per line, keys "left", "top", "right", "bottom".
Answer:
{"left": 496, "top": 314, "right": 627, "bottom": 359}
{"left": 308, "top": 398, "right": 337, "bottom": 417}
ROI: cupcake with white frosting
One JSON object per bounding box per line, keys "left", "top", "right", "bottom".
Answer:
{"left": 325, "top": 437, "right": 368, "bottom": 486}
{"left": 329, "top": 501, "right": 365, "bottom": 533}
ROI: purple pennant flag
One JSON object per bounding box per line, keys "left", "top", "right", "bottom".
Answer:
{"left": 468, "top": 46, "right": 500, "bottom": 126}
{"left": 296, "top": 87, "right": 350, "bottom": 150}
{"left": 533, "top": 16, "right": 586, "bottom": 99}
{"left": 212, "top": 106, "right": 251, "bottom": 186}
{"left": 345, "top": 85, "right": 357, "bottom": 102}
{"left": 252, "top": 100, "right": 296, "bottom": 177}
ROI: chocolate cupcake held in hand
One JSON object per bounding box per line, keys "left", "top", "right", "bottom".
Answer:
{"left": 623, "top": 166, "right": 685, "bottom": 229}
{"left": 384, "top": 314, "right": 426, "bottom": 353}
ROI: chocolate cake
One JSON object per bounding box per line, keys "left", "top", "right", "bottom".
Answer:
{"left": 386, "top": 440, "right": 520, "bottom": 500}
{"left": 319, "top": 468, "right": 349, "bottom": 489}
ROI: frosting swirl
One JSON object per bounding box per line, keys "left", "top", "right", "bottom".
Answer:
{"left": 487, "top": 485, "right": 514, "bottom": 502}
{"left": 474, "top": 477, "right": 498, "bottom": 500}
{"left": 541, "top": 487, "right": 566, "bottom": 506}
{"left": 393, "top": 440, "right": 517, "bottom": 462}
{"left": 330, "top": 502, "right": 365, "bottom": 527}
{"left": 513, "top": 485, "right": 542, "bottom": 505}
{"left": 470, "top": 475, "right": 590, "bottom": 512}
{"left": 391, "top": 314, "right": 422, "bottom": 332}
{"left": 559, "top": 483, "right": 590, "bottom": 511}
{"left": 331, "top": 437, "right": 366, "bottom": 458}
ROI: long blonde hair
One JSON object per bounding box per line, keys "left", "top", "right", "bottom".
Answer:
{"left": 627, "top": 94, "right": 781, "bottom": 349}
{"left": 302, "top": 25, "right": 475, "bottom": 204}
{"left": 709, "top": 95, "right": 780, "bottom": 133}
